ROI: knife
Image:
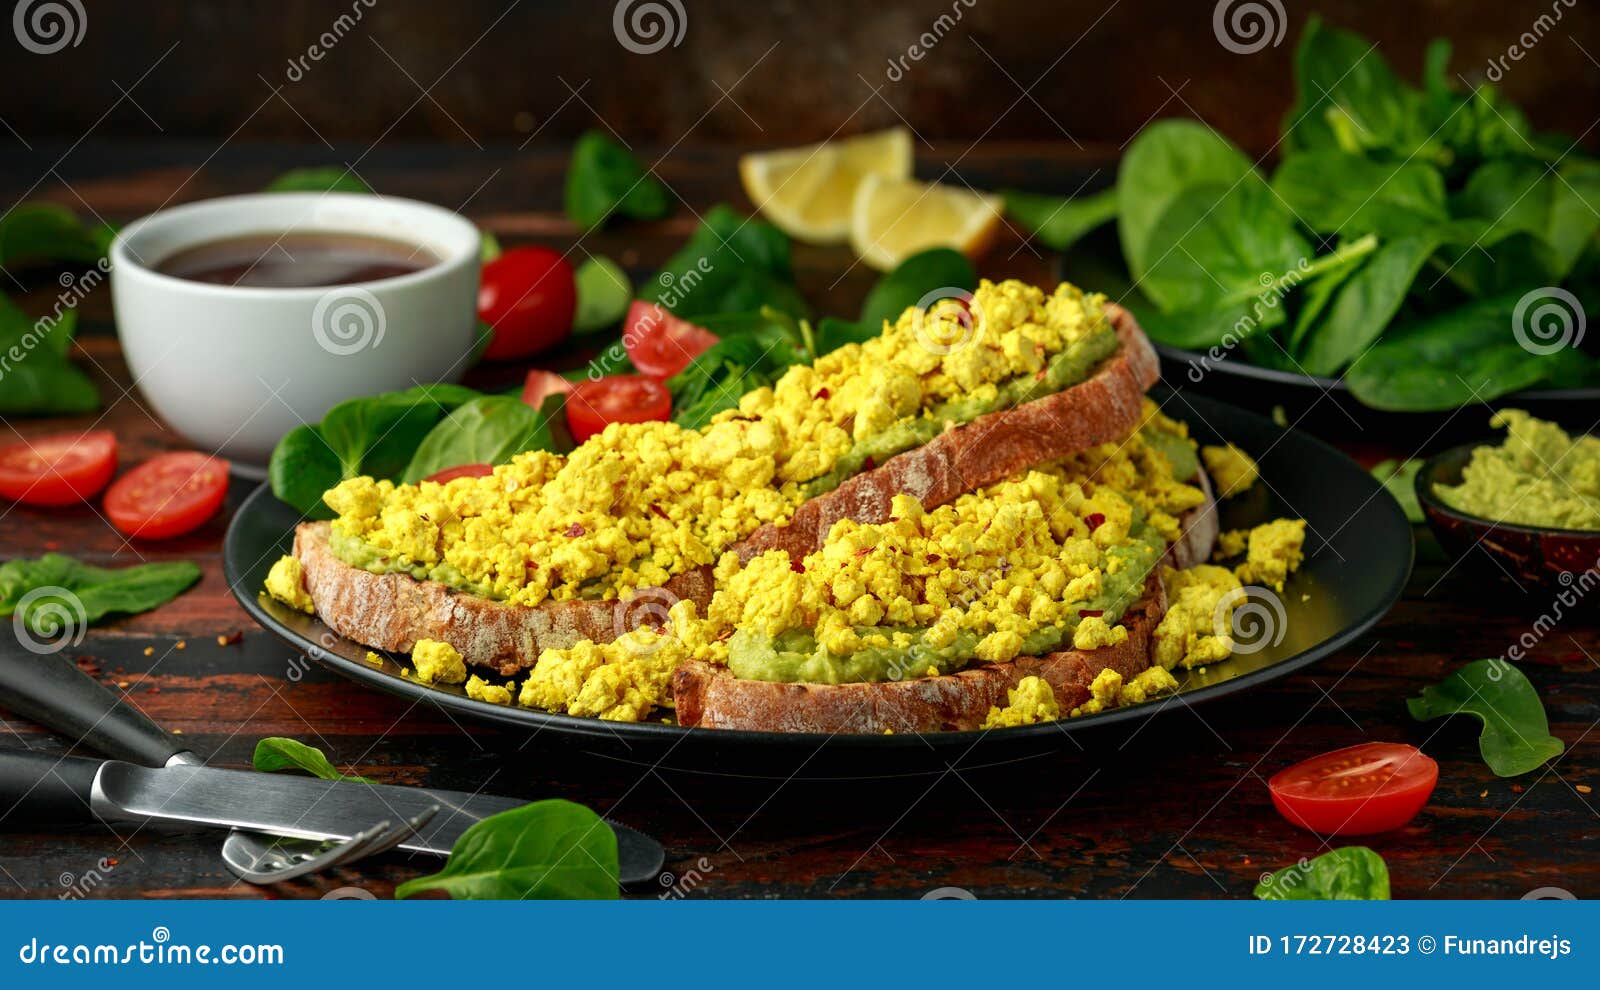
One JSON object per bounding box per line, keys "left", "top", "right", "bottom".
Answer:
{"left": 0, "top": 643, "right": 663, "bottom": 884}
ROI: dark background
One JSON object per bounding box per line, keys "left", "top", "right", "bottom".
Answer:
{"left": 2, "top": 0, "right": 1595, "bottom": 154}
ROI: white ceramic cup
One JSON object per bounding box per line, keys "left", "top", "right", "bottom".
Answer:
{"left": 111, "top": 193, "right": 482, "bottom": 478}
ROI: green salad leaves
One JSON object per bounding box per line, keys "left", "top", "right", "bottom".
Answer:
{"left": 1254, "top": 847, "right": 1391, "bottom": 900}
{"left": 564, "top": 130, "right": 671, "bottom": 231}
{"left": 253, "top": 737, "right": 375, "bottom": 784}
{"left": 396, "top": 799, "right": 619, "bottom": 900}
{"left": 0, "top": 554, "right": 200, "bottom": 638}
{"left": 1408, "top": 659, "right": 1564, "bottom": 777}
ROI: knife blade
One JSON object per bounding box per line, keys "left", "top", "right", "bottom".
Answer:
{"left": 85, "top": 759, "right": 663, "bottom": 882}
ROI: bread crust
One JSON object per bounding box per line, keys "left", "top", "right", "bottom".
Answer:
{"left": 292, "top": 304, "right": 1160, "bottom": 674}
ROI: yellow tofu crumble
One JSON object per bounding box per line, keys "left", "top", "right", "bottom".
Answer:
{"left": 263, "top": 555, "right": 315, "bottom": 613}
{"left": 1201, "top": 443, "right": 1259, "bottom": 498}
{"left": 411, "top": 639, "right": 467, "bottom": 685}
{"left": 981, "top": 676, "right": 1060, "bottom": 729}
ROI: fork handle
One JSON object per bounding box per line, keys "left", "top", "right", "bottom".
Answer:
{"left": 0, "top": 641, "right": 190, "bottom": 767}
{"left": 0, "top": 748, "right": 105, "bottom": 824}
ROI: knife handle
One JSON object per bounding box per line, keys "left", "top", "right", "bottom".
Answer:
{"left": 0, "top": 747, "right": 104, "bottom": 824}
{"left": 0, "top": 643, "right": 189, "bottom": 767}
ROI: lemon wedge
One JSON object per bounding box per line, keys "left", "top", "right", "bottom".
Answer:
{"left": 848, "top": 175, "right": 1003, "bottom": 271}
{"left": 738, "top": 128, "right": 913, "bottom": 245}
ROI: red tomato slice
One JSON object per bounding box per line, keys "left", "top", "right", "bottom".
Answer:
{"left": 423, "top": 463, "right": 494, "bottom": 484}
{"left": 521, "top": 369, "right": 575, "bottom": 409}
{"left": 565, "top": 374, "right": 672, "bottom": 443}
{"left": 622, "top": 301, "right": 718, "bottom": 379}
{"left": 104, "top": 451, "right": 230, "bottom": 540}
{"left": 1268, "top": 742, "right": 1438, "bottom": 836}
{"left": 0, "top": 431, "right": 118, "bottom": 506}
{"left": 477, "top": 246, "right": 577, "bottom": 361}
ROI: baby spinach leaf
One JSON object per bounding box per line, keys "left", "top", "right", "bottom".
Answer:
{"left": 1272, "top": 153, "right": 1448, "bottom": 240}
{"left": 1407, "top": 659, "right": 1564, "bottom": 777}
{"left": 253, "top": 737, "right": 375, "bottom": 783}
{"left": 1117, "top": 119, "right": 1256, "bottom": 283}
{"left": 1371, "top": 458, "right": 1423, "bottom": 524}
{"left": 1287, "top": 245, "right": 1367, "bottom": 354}
{"left": 858, "top": 247, "right": 977, "bottom": 333}
{"left": 0, "top": 301, "right": 99, "bottom": 416}
{"left": 1452, "top": 159, "right": 1600, "bottom": 282}
{"left": 573, "top": 255, "right": 632, "bottom": 332}
{"left": 395, "top": 799, "right": 618, "bottom": 900}
{"left": 668, "top": 317, "right": 805, "bottom": 429}
{"left": 1255, "top": 847, "right": 1390, "bottom": 900}
{"left": 0, "top": 203, "right": 115, "bottom": 269}
{"left": 268, "top": 424, "right": 342, "bottom": 520}
{"left": 400, "top": 395, "right": 553, "bottom": 484}
{"left": 1299, "top": 233, "right": 1442, "bottom": 376}
{"left": 1282, "top": 16, "right": 1437, "bottom": 163}
{"left": 646, "top": 204, "right": 807, "bottom": 319}
{"left": 264, "top": 167, "right": 373, "bottom": 194}
{"left": 1004, "top": 186, "right": 1118, "bottom": 252}
{"left": 564, "top": 130, "right": 670, "bottom": 231}
{"left": 1138, "top": 181, "right": 1311, "bottom": 314}
{"left": 0, "top": 554, "right": 200, "bottom": 637}
{"left": 1133, "top": 293, "right": 1284, "bottom": 351}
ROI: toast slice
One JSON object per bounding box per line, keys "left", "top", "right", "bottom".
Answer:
{"left": 670, "top": 473, "right": 1218, "bottom": 734}
{"left": 292, "top": 304, "right": 1161, "bottom": 675}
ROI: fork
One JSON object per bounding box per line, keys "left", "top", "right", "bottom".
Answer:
{"left": 220, "top": 805, "right": 438, "bottom": 883}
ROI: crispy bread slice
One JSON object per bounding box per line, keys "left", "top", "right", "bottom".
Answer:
{"left": 292, "top": 304, "right": 1160, "bottom": 675}
{"left": 670, "top": 474, "right": 1217, "bottom": 734}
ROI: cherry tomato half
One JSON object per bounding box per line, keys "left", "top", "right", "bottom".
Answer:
{"left": 104, "top": 451, "right": 230, "bottom": 541}
{"left": 1268, "top": 742, "right": 1438, "bottom": 836}
{"left": 423, "top": 463, "right": 494, "bottom": 484}
{"left": 623, "top": 301, "right": 718, "bottom": 379}
{"left": 477, "top": 246, "right": 577, "bottom": 361}
{"left": 565, "top": 374, "right": 672, "bottom": 444}
{"left": 0, "top": 430, "right": 117, "bottom": 506}
{"left": 521, "top": 369, "right": 575, "bottom": 410}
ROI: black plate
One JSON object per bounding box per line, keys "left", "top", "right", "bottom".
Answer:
{"left": 1153, "top": 341, "right": 1600, "bottom": 444}
{"left": 224, "top": 391, "right": 1412, "bottom": 779}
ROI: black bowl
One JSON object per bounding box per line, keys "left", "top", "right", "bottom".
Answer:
{"left": 1416, "top": 443, "right": 1600, "bottom": 591}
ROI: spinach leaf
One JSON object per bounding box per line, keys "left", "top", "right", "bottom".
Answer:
{"left": 1282, "top": 16, "right": 1438, "bottom": 163}
{"left": 268, "top": 424, "right": 342, "bottom": 520}
{"left": 479, "top": 231, "right": 501, "bottom": 263}
{"left": 564, "top": 130, "right": 670, "bottom": 231}
{"left": 646, "top": 204, "right": 807, "bottom": 319}
{"left": 1255, "top": 847, "right": 1390, "bottom": 900}
{"left": 1452, "top": 159, "right": 1600, "bottom": 282}
{"left": 1004, "top": 186, "right": 1118, "bottom": 252}
{"left": 1117, "top": 119, "right": 1257, "bottom": 283}
{"left": 395, "top": 799, "right": 619, "bottom": 900}
{"left": 1138, "top": 181, "right": 1311, "bottom": 314}
{"left": 1371, "top": 458, "right": 1423, "bottom": 524}
{"left": 0, "top": 203, "right": 115, "bottom": 269}
{"left": 0, "top": 554, "right": 200, "bottom": 636}
{"left": 1287, "top": 243, "right": 1367, "bottom": 354}
{"left": 1133, "top": 293, "right": 1285, "bottom": 351}
{"left": 858, "top": 247, "right": 977, "bottom": 332}
{"left": 573, "top": 256, "right": 632, "bottom": 332}
{"left": 253, "top": 737, "right": 374, "bottom": 783}
{"left": 401, "top": 395, "right": 553, "bottom": 483}
{"left": 0, "top": 300, "right": 99, "bottom": 416}
{"left": 1272, "top": 153, "right": 1448, "bottom": 239}
{"left": 813, "top": 316, "right": 879, "bottom": 356}
{"left": 1344, "top": 294, "right": 1582, "bottom": 411}
{"left": 667, "top": 317, "right": 805, "bottom": 429}
{"left": 264, "top": 167, "right": 373, "bottom": 194}
{"left": 1300, "top": 233, "right": 1442, "bottom": 376}
{"left": 1407, "top": 659, "right": 1564, "bottom": 777}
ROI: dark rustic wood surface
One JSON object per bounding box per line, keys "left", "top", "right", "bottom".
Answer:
{"left": 0, "top": 144, "right": 1595, "bottom": 901}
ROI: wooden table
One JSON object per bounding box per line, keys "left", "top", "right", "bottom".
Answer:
{"left": 1, "top": 143, "right": 1595, "bottom": 900}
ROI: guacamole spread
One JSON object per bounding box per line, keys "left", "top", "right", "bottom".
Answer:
{"left": 1434, "top": 410, "right": 1600, "bottom": 531}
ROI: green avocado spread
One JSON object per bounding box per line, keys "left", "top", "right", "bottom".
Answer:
{"left": 1434, "top": 410, "right": 1600, "bottom": 531}
{"left": 327, "top": 525, "right": 491, "bottom": 596}
{"left": 725, "top": 519, "right": 1165, "bottom": 684}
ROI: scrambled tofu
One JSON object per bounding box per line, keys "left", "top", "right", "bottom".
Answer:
{"left": 411, "top": 639, "right": 467, "bottom": 685}
{"left": 1069, "top": 665, "right": 1179, "bottom": 716}
{"left": 1153, "top": 565, "right": 1242, "bottom": 670}
{"left": 981, "top": 676, "right": 1060, "bottom": 729}
{"left": 465, "top": 675, "right": 514, "bottom": 705}
{"left": 1201, "top": 443, "right": 1259, "bottom": 498}
{"left": 263, "top": 555, "right": 315, "bottom": 613}
{"left": 1217, "top": 518, "right": 1307, "bottom": 592}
